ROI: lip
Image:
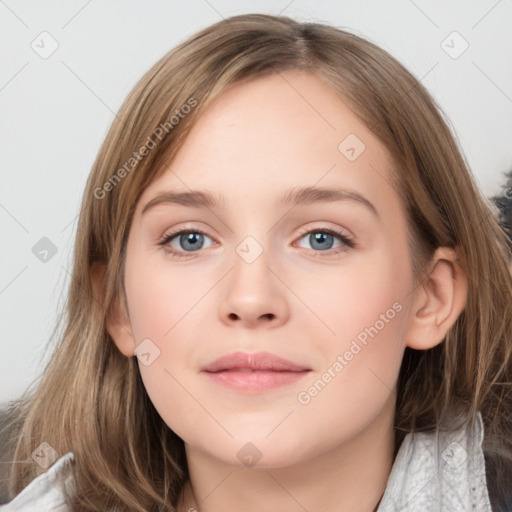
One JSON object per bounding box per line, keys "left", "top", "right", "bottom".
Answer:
{"left": 202, "top": 351, "right": 310, "bottom": 372}
{"left": 201, "top": 351, "right": 311, "bottom": 392}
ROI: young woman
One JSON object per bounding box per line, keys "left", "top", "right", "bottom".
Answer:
{"left": 2, "top": 13, "right": 511, "bottom": 512}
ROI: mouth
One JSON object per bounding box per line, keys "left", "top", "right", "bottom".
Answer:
{"left": 201, "top": 351, "right": 311, "bottom": 392}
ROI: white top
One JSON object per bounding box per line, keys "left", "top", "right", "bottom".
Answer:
{"left": 0, "top": 413, "right": 493, "bottom": 511}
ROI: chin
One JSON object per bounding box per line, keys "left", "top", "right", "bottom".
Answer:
{"left": 206, "top": 435, "right": 312, "bottom": 469}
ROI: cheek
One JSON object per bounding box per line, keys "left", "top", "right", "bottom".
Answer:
{"left": 123, "top": 250, "right": 212, "bottom": 429}
{"left": 299, "top": 252, "right": 409, "bottom": 404}
{"left": 124, "top": 251, "right": 201, "bottom": 342}
{"left": 307, "top": 250, "right": 409, "bottom": 346}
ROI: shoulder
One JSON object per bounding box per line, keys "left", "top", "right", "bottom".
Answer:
{"left": 0, "top": 452, "right": 75, "bottom": 512}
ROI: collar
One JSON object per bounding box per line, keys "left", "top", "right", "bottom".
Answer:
{"left": 0, "top": 452, "right": 74, "bottom": 511}
{"left": 377, "top": 412, "right": 492, "bottom": 511}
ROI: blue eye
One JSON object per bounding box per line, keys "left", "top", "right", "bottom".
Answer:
{"left": 295, "top": 228, "right": 354, "bottom": 254}
{"left": 158, "top": 227, "right": 354, "bottom": 258}
{"left": 159, "top": 230, "right": 213, "bottom": 256}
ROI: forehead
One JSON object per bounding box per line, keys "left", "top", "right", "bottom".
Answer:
{"left": 138, "top": 70, "right": 400, "bottom": 219}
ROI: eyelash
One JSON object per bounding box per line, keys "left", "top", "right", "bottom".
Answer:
{"left": 158, "top": 226, "right": 355, "bottom": 258}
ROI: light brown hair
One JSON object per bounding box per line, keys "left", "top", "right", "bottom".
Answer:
{"left": 3, "top": 13, "right": 512, "bottom": 511}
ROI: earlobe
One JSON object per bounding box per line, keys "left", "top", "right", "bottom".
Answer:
{"left": 405, "top": 247, "right": 468, "bottom": 351}
{"left": 90, "top": 263, "right": 136, "bottom": 358}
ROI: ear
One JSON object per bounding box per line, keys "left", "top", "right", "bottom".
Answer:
{"left": 90, "top": 263, "right": 135, "bottom": 358}
{"left": 405, "top": 247, "right": 468, "bottom": 350}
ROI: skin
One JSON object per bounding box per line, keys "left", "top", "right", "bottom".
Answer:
{"left": 103, "top": 70, "right": 468, "bottom": 511}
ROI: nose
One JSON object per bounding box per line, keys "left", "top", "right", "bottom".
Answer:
{"left": 218, "top": 247, "right": 289, "bottom": 329}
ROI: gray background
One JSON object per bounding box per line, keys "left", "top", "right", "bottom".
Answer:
{"left": 1, "top": 0, "right": 511, "bottom": 405}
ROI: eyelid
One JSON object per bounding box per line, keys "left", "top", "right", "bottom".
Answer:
{"left": 295, "top": 223, "right": 353, "bottom": 241}
{"left": 157, "top": 226, "right": 211, "bottom": 244}
{"left": 293, "top": 224, "right": 355, "bottom": 253}
{"left": 157, "top": 226, "right": 216, "bottom": 253}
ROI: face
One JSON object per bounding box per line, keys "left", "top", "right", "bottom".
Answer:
{"left": 121, "top": 70, "right": 419, "bottom": 468}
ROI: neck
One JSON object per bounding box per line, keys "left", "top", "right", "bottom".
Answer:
{"left": 178, "top": 398, "right": 396, "bottom": 512}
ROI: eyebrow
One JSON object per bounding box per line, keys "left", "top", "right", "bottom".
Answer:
{"left": 141, "top": 185, "right": 379, "bottom": 218}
